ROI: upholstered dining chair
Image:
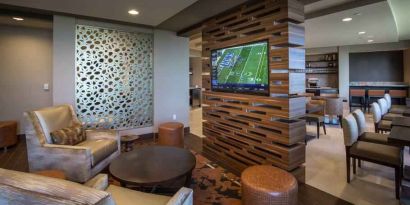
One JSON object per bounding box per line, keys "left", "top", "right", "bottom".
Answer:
{"left": 24, "top": 104, "right": 120, "bottom": 183}
{"left": 385, "top": 93, "right": 407, "bottom": 114}
{"left": 324, "top": 97, "right": 344, "bottom": 127}
{"left": 352, "top": 109, "right": 389, "bottom": 145}
{"left": 342, "top": 114, "right": 402, "bottom": 199}
{"left": 377, "top": 98, "right": 402, "bottom": 121}
{"left": 371, "top": 102, "right": 391, "bottom": 133}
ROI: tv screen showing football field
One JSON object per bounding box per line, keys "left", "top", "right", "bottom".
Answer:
{"left": 211, "top": 41, "right": 269, "bottom": 95}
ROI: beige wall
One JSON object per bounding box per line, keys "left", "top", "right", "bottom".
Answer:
{"left": 52, "top": 16, "right": 190, "bottom": 135}
{"left": 0, "top": 25, "right": 53, "bottom": 133}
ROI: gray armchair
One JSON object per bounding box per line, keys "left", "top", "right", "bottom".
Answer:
{"left": 24, "top": 104, "right": 120, "bottom": 183}
{"left": 0, "top": 168, "right": 193, "bottom": 205}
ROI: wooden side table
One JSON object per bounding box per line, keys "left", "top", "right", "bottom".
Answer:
{"left": 34, "top": 170, "right": 66, "bottom": 180}
{"left": 121, "top": 135, "right": 140, "bottom": 152}
{"left": 0, "top": 121, "right": 18, "bottom": 153}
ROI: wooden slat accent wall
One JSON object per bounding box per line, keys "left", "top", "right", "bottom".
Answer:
{"left": 201, "top": 0, "right": 306, "bottom": 182}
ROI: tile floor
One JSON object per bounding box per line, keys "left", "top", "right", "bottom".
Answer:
{"left": 189, "top": 107, "right": 404, "bottom": 205}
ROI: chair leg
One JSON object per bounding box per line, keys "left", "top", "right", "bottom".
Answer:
{"left": 358, "top": 159, "right": 362, "bottom": 168}
{"left": 346, "top": 149, "right": 351, "bottom": 183}
{"left": 395, "top": 166, "right": 401, "bottom": 199}
{"left": 322, "top": 122, "right": 327, "bottom": 135}
{"left": 316, "top": 121, "right": 320, "bottom": 139}
{"left": 353, "top": 158, "right": 356, "bottom": 174}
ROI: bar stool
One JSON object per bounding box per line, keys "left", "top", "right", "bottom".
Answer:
{"left": 367, "top": 89, "right": 385, "bottom": 112}
{"left": 349, "top": 89, "right": 366, "bottom": 112}
{"left": 389, "top": 90, "right": 408, "bottom": 105}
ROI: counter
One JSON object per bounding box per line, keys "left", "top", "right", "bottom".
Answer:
{"left": 350, "top": 82, "right": 409, "bottom": 88}
{"left": 306, "top": 87, "right": 338, "bottom": 96}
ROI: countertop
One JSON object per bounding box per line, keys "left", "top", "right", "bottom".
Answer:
{"left": 306, "top": 87, "right": 338, "bottom": 90}
{"left": 350, "top": 82, "right": 409, "bottom": 88}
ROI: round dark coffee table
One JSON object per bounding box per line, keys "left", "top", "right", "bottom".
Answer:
{"left": 109, "top": 146, "right": 196, "bottom": 189}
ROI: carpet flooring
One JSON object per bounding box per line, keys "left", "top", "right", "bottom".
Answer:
{"left": 0, "top": 134, "right": 352, "bottom": 205}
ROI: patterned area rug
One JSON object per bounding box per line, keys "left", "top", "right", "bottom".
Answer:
{"left": 112, "top": 141, "right": 242, "bottom": 205}
{"left": 191, "top": 152, "right": 242, "bottom": 205}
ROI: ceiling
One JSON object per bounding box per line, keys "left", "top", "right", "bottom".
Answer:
{"left": 304, "top": 0, "right": 402, "bottom": 48}
{"left": 0, "top": 15, "right": 52, "bottom": 30}
{"left": 0, "top": 0, "right": 198, "bottom": 26}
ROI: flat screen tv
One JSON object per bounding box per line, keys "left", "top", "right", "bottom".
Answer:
{"left": 211, "top": 40, "right": 269, "bottom": 96}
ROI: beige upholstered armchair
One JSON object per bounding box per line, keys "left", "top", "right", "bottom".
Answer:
{"left": 0, "top": 168, "right": 193, "bottom": 205}
{"left": 24, "top": 104, "right": 120, "bottom": 183}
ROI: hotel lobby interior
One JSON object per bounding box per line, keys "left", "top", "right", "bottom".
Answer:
{"left": 1, "top": 0, "right": 410, "bottom": 204}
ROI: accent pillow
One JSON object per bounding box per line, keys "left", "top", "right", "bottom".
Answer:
{"left": 50, "top": 125, "right": 86, "bottom": 145}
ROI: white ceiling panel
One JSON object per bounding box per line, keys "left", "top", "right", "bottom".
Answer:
{"left": 305, "top": 1, "right": 398, "bottom": 48}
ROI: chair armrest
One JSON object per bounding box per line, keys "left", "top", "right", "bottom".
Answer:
{"left": 166, "top": 187, "right": 193, "bottom": 205}
{"left": 44, "top": 143, "right": 90, "bottom": 151}
{"left": 85, "top": 129, "right": 119, "bottom": 141}
{"left": 84, "top": 174, "right": 109, "bottom": 191}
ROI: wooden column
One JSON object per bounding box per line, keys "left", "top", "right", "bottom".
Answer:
{"left": 201, "top": 0, "right": 306, "bottom": 182}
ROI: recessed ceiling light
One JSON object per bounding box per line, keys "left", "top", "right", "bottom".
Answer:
{"left": 368, "top": 39, "right": 374, "bottom": 43}
{"left": 342, "top": 17, "right": 352, "bottom": 22}
{"left": 358, "top": 31, "right": 366, "bottom": 35}
{"left": 128, "top": 9, "right": 139, "bottom": 15}
{"left": 12, "top": 17, "right": 24, "bottom": 21}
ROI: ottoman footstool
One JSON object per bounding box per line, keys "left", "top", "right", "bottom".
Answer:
{"left": 241, "top": 165, "right": 298, "bottom": 205}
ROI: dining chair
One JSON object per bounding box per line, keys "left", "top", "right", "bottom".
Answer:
{"left": 324, "top": 97, "right": 344, "bottom": 127}
{"left": 385, "top": 93, "right": 407, "bottom": 114}
{"left": 371, "top": 102, "right": 391, "bottom": 133}
{"left": 352, "top": 109, "right": 389, "bottom": 145}
{"left": 342, "top": 114, "right": 402, "bottom": 199}
{"left": 377, "top": 98, "right": 402, "bottom": 121}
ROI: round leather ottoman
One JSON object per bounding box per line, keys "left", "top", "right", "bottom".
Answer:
{"left": 158, "top": 122, "right": 184, "bottom": 148}
{"left": 0, "top": 121, "right": 18, "bottom": 152}
{"left": 241, "top": 165, "right": 298, "bottom": 205}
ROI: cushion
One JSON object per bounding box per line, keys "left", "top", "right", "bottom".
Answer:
{"left": 34, "top": 105, "right": 76, "bottom": 144}
{"left": 377, "top": 98, "right": 389, "bottom": 115}
{"left": 384, "top": 94, "right": 392, "bottom": 109}
{"left": 342, "top": 115, "right": 359, "bottom": 146}
{"left": 371, "top": 103, "right": 382, "bottom": 123}
{"left": 166, "top": 187, "right": 193, "bottom": 205}
{"left": 107, "top": 185, "right": 170, "bottom": 205}
{"left": 379, "top": 120, "right": 392, "bottom": 130}
{"left": 359, "top": 132, "right": 388, "bottom": 145}
{"left": 383, "top": 113, "right": 403, "bottom": 121}
{"left": 50, "top": 125, "right": 85, "bottom": 145}
{"left": 352, "top": 109, "right": 366, "bottom": 135}
{"left": 0, "top": 168, "right": 114, "bottom": 205}
{"left": 350, "top": 141, "right": 401, "bottom": 166}
{"left": 76, "top": 139, "right": 118, "bottom": 166}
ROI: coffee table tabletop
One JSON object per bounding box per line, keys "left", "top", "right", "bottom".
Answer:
{"left": 109, "top": 146, "right": 196, "bottom": 187}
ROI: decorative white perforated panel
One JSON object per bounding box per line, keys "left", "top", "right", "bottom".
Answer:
{"left": 75, "top": 25, "right": 153, "bottom": 129}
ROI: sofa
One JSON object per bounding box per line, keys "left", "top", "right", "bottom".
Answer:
{"left": 0, "top": 168, "right": 193, "bottom": 205}
{"left": 24, "top": 104, "right": 120, "bottom": 182}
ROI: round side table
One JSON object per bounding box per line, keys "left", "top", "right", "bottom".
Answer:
{"left": 121, "top": 135, "right": 140, "bottom": 152}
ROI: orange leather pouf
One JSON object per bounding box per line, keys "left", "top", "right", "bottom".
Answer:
{"left": 241, "top": 165, "right": 298, "bottom": 205}
{"left": 158, "top": 122, "right": 184, "bottom": 148}
{"left": 0, "top": 121, "right": 18, "bottom": 152}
